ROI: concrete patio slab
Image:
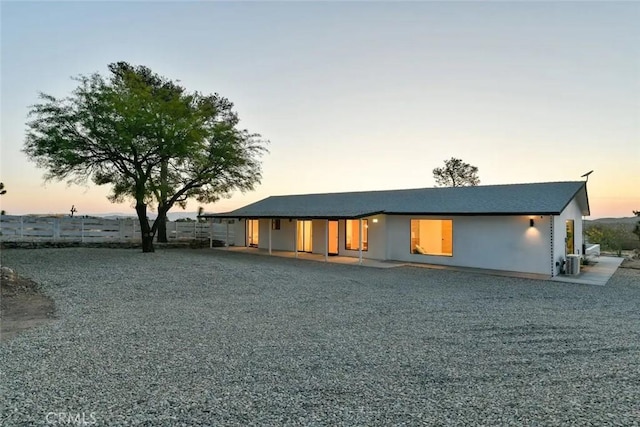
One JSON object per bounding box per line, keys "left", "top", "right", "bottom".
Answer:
{"left": 551, "top": 256, "right": 623, "bottom": 286}
{"left": 215, "top": 246, "right": 406, "bottom": 268}
{"left": 214, "top": 247, "right": 624, "bottom": 285}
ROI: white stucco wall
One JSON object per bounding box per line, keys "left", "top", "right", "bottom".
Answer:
{"left": 387, "top": 215, "right": 553, "bottom": 275}
{"left": 234, "top": 219, "right": 246, "bottom": 246}
{"left": 269, "top": 219, "right": 297, "bottom": 251}
{"left": 310, "top": 220, "right": 325, "bottom": 254}
{"left": 230, "top": 210, "right": 576, "bottom": 277}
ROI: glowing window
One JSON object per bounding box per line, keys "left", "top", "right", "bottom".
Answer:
{"left": 410, "top": 219, "right": 452, "bottom": 256}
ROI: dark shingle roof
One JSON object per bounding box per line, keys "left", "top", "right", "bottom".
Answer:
{"left": 205, "top": 181, "right": 589, "bottom": 219}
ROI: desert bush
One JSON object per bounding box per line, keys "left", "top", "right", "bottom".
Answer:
{"left": 585, "top": 224, "right": 635, "bottom": 256}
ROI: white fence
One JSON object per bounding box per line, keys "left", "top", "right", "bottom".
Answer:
{"left": 0, "top": 215, "right": 235, "bottom": 245}
{"left": 210, "top": 220, "right": 237, "bottom": 246}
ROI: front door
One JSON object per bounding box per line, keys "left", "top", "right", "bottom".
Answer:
{"left": 328, "top": 220, "right": 339, "bottom": 255}
{"left": 297, "top": 220, "right": 313, "bottom": 252}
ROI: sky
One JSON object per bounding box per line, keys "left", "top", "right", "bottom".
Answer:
{"left": 1, "top": 1, "right": 638, "bottom": 219}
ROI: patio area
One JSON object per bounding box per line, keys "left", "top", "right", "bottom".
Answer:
{"left": 214, "top": 247, "right": 624, "bottom": 285}
{"left": 216, "top": 246, "right": 405, "bottom": 268}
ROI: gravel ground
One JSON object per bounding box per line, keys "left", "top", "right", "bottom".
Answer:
{"left": 1, "top": 248, "right": 639, "bottom": 426}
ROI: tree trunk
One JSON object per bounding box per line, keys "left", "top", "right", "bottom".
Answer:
{"left": 136, "top": 202, "right": 155, "bottom": 253}
{"left": 157, "top": 160, "right": 169, "bottom": 243}
{"left": 142, "top": 233, "right": 155, "bottom": 252}
{"left": 156, "top": 203, "right": 173, "bottom": 243}
{"left": 156, "top": 211, "right": 168, "bottom": 243}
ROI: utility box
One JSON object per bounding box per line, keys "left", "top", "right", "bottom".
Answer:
{"left": 566, "top": 255, "right": 581, "bottom": 275}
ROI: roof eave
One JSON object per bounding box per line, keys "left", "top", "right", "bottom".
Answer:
{"left": 556, "top": 182, "right": 590, "bottom": 216}
{"left": 200, "top": 210, "right": 384, "bottom": 220}
{"left": 384, "top": 211, "right": 562, "bottom": 216}
{"left": 203, "top": 211, "right": 564, "bottom": 218}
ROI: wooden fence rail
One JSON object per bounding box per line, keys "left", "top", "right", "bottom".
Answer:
{"left": 0, "top": 215, "right": 235, "bottom": 245}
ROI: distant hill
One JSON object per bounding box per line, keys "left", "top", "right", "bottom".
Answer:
{"left": 585, "top": 216, "right": 639, "bottom": 251}
{"left": 587, "top": 217, "right": 638, "bottom": 225}
{"left": 97, "top": 211, "right": 199, "bottom": 221}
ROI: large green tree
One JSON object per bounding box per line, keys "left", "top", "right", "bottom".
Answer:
{"left": 432, "top": 157, "right": 480, "bottom": 187}
{"left": 24, "top": 62, "right": 267, "bottom": 252}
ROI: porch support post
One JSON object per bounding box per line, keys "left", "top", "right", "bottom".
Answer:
{"left": 268, "top": 219, "right": 272, "bottom": 255}
{"left": 225, "top": 220, "right": 230, "bottom": 249}
{"left": 359, "top": 218, "right": 363, "bottom": 265}
{"left": 325, "top": 219, "right": 329, "bottom": 262}
{"left": 294, "top": 219, "right": 299, "bottom": 258}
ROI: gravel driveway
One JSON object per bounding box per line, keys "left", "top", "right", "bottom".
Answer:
{"left": 1, "top": 248, "right": 639, "bottom": 426}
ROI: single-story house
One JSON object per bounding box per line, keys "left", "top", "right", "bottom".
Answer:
{"left": 203, "top": 181, "right": 589, "bottom": 277}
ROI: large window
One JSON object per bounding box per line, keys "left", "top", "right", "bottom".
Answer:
{"left": 410, "top": 219, "right": 452, "bottom": 256}
{"left": 346, "top": 219, "right": 368, "bottom": 251}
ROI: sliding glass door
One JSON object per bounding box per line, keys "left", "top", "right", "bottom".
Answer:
{"left": 297, "top": 220, "right": 313, "bottom": 252}
{"left": 328, "top": 220, "right": 339, "bottom": 255}
{"left": 247, "top": 219, "right": 259, "bottom": 247}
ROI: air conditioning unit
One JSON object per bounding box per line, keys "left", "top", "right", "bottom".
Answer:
{"left": 565, "top": 255, "right": 581, "bottom": 275}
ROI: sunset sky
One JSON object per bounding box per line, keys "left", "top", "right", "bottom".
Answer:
{"left": 1, "top": 1, "right": 638, "bottom": 219}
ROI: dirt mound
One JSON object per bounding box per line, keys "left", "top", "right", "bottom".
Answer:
{"left": 1, "top": 267, "right": 55, "bottom": 341}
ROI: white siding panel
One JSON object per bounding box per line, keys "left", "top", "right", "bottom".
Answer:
{"left": 271, "top": 219, "right": 296, "bottom": 252}
{"left": 387, "top": 215, "right": 552, "bottom": 275}
{"left": 311, "top": 220, "right": 326, "bottom": 255}
{"left": 235, "top": 219, "right": 246, "bottom": 247}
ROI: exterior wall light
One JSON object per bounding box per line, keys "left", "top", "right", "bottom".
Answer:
{"left": 530, "top": 219, "right": 535, "bottom": 227}
{"left": 372, "top": 218, "right": 379, "bottom": 223}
